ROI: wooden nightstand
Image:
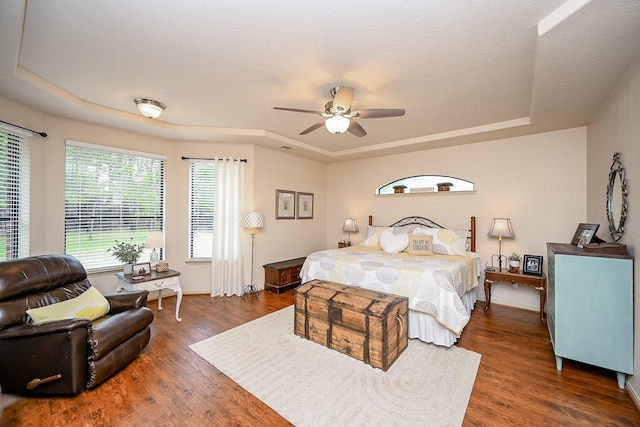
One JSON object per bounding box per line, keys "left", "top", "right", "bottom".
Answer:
{"left": 263, "top": 257, "right": 306, "bottom": 294}
{"left": 338, "top": 241, "right": 349, "bottom": 248}
{"left": 483, "top": 268, "right": 546, "bottom": 323}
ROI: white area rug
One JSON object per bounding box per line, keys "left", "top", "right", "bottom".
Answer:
{"left": 190, "top": 306, "right": 481, "bottom": 427}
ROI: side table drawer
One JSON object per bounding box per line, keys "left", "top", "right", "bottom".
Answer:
{"left": 120, "top": 275, "right": 180, "bottom": 291}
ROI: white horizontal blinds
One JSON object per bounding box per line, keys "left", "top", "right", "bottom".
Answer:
{"left": 65, "top": 141, "right": 165, "bottom": 271}
{"left": 189, "top": 160, "right": 215, "bottom": 258}
{"left": 0, "top": 126, "right": 30, "bottom": 261}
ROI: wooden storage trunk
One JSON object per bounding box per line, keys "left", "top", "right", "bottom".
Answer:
{"left": 294, "top": 280, "right": 408, "bottom": 371}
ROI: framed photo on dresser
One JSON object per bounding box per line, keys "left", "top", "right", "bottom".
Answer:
{"left": 570, "top": 223, "right": 599, "bottom": 246}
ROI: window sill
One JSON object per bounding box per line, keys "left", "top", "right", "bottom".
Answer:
{"left": 375, "top": 190, "right": 476, "bottom": 198}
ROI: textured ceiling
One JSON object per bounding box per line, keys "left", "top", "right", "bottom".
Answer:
{"left": 1, "top": 0, "right": 639, "bottom": 162}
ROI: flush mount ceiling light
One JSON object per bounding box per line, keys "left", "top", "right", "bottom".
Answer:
{"left": 134, "top": 98, "right": 166, "bottom": 119}
{"left": 324, "top": 115, "right": 350, "bottom": 134}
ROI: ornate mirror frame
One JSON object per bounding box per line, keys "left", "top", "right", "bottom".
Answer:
{"left": 606, "top": 152, "right": 628, "bottom": 242}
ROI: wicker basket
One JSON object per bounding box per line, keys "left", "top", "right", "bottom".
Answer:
{"left": 156, "top": 261, "right": 169, "bottom": 272}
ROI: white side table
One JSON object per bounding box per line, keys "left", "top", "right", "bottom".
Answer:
{"left": 116, "top": 269, "right": 183, "bottom": 322}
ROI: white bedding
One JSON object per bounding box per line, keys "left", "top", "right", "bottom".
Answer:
{"left": 300, "top": 246, "right": 480, "bottom": 336}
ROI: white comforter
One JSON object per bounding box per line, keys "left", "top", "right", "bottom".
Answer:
{"left": 300, "top": 246, "right": 479, "bottom": 334}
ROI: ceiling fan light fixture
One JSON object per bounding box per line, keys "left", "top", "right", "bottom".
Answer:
{"left": 324, "top": 115, "right": 350, "bottom": 134}
{"left": 134, "top": 98, "right": 166, "bottom": 119}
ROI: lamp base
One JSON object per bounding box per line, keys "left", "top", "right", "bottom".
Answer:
{"left": 242, "top": 284, "right": 260, "bottom": 300}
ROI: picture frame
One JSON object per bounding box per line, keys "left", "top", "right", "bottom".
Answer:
{"left": 132, "top": 262, "right": 151, "bottom": 276}
{"left": 296, "top": 192, "right": 314, "bottom": 219}
{"left": 523, "top": 255, "right": 543, "bottom": 276}
{"left": 275, "top": 189, "right": 296, "bottom": 219}
{"left": 570, "top": 223, "right": 600, "bottom": 246}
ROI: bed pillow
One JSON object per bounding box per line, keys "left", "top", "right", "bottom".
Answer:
{"left": 407, "top": 234, "right": 434, "bottom": 256}
{"left": 380, "top": 227, "right": 409, "bottom": 253}
{"left": 412, "top": 227, "right": 468, "bottom": 256}
{"left": 27, "top": 286, "right": 110, "bottom": 325}
{"left": 360, "top": 226, "right": 389, "bottom": 248}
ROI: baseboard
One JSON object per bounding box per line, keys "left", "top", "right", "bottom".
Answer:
{"left": 627, "top": 381, "right": 640, "bottom": 413}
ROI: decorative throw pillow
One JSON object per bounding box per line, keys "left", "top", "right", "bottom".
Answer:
{"left": 380, "top": 227, "right": 409, "bottom": 253}
{"left": 412, "top": 227, "right": 468, "bottom": 256}
{"left": 360, "top": 226, "right": 390, "bottom": 248}
{"left": 407, "top": 234, "right": 434, "bottom": 255}
{"left": 27, "top": 286, "right": 110, "bottom": 324}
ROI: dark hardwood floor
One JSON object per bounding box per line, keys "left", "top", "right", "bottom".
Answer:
{"left": 2, "top": 291, "right": 639, "bottom": 426}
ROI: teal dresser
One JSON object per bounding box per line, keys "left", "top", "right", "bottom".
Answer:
{"left": 547, "top": 243, "right": 633, "bottom": 389}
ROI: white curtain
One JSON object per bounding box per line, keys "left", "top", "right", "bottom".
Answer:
{"left": 210, "top": 158, "right": 245, "bottom": 296}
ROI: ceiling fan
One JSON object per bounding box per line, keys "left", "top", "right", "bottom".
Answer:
{"left": 273, "top": 85, "right": 405, "bottom": 137}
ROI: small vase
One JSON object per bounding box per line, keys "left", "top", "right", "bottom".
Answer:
{"left": 123, "top": 264, "right": 133, "bottom": 275}
{"left": 509, "top": 260, "right": 520, "bottom": 273}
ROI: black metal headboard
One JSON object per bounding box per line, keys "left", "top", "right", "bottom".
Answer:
{"left": 368, "top": 215, "right": 476, "bottom": 252}
{"left": 388, "top": 216, "right": 445, "bottom": 229}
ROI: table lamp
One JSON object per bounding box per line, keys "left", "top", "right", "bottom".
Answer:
{"left": 145, "top": 231, "right": 164, "bottom": 267}
{"left": 487, "top": 218, "right": 515, "bottom": 271}
{"left": 342, "top": 218, "right": 359, "bottom": 246}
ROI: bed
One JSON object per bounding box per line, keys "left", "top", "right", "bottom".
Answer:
{"left": 300, "top": 216, "right": 479, "bottom": 347}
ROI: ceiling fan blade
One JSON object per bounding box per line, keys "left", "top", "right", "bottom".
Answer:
{"left": 347, "top": 120, "right": 367, "bottom": 137}
{"left": 299, "top": 120, "right": 326, "bottom": 135}
{"left": 332, "top": 85, "right": 354, "bottom": 113}
{"left": 273, "top": 107, "right": 324, "bottom": 115}
{"left": 353, "top": 108, "right": 406, "bottom": 119}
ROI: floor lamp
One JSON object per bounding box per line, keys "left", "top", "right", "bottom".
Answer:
{"left": 243, "top": 211, "right": 264, "bottom": 299}
{"left": 487, "top": 217, "right": 515, "bottom": 271}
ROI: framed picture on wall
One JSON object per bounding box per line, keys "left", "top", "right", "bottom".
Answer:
{"left": 275, "top": 189, "right": 296, "bottom": 219}
{"left": 296, "top": 192, "right": 314, "bottom": 219}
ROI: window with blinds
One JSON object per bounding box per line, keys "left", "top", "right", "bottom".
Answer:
{"left": 0, "top": 126, "right": 30, "bottom": 261}
{"left": 65, "top": 141, "right": 165, "bottom": 271}
{"left": 189, "top": 161, "right": 215, "bottom": 259}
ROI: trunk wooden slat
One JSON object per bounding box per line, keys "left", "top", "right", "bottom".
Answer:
{"left": 294, "top": 280, "right": 408, "bottom": 371}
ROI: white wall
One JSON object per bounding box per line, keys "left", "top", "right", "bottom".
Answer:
{"left": 587, "top": 56, "right": 640, "bottom": 393}
{"left": 327, "top": 128, "right": 587, "bottom": 311}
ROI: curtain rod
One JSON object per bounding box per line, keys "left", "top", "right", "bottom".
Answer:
{"left": 0, "top": 120, "right": 48, "bottom": 137}
{"left": 181, "top": 156, "right": 247, "bottom": 162}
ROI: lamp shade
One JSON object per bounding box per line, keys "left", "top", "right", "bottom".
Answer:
{"left": 145, "top": 231, "right": 164, "bottom": 248}
{"left": 243, "top": 211, "right": 264, "bottom": 229}
{"left": 134, "top": 98, "right": 166, "bottom": 119}
{"left": 342, "top": 218, "right": 359, "bottom": 233}
{"left": 325, "top": 115, "right": 350, "bottom": 134}
{"left": 487, "top": 218, "right": 515, "bottom": 238}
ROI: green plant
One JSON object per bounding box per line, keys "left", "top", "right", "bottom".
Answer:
{"left": 107, "top": 238, "right": 145, "bottom": 264}
{"left": 509, "top": 252, "right": 521, "bottom": 261}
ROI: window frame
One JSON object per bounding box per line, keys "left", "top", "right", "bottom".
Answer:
{"left": 188, "top": 160, "right": 215, "bottom": 259}
{"left": 64, "top": 140, "right": 166, "bottom": 272}
{"left": 0, "top": 124, "right": 30, "bottom": 261}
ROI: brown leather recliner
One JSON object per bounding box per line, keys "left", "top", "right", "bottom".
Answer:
{"left": 0, "top": 254, "right": 154, "bottom": 395}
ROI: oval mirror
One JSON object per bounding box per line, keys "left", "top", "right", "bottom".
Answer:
{"left": 606, "top": 152, "right": 628, "bottom": 242}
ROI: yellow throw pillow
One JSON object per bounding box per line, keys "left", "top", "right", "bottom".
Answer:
{"left": 27, "top": 286, "right": 110, "bottom": 324}
{"left": 408, "top": 235, "right": 434, "bottom": 255}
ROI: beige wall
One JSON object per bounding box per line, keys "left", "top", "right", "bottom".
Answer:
{"left": 2, "top": 93, "right": 589, "bottom": 313}
{"left": 587, "top": 56, "right": 640, "bottom": 393}
{"left": 327, "top": 128, "right": 587, "bottom": 311}
{"left": 1, "top": 96, "right": 326, "bottom": 297}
